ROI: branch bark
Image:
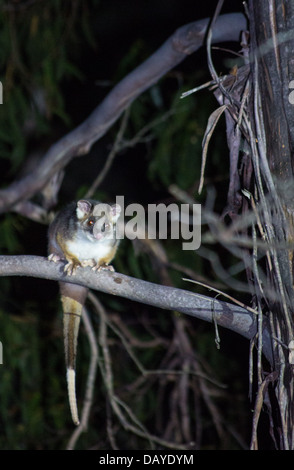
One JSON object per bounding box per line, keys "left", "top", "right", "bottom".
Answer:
{"left": 0, "top": 12, "right": 247, "bottom": 213}
{"left": 0, "top": 254, "right": 273, "bottom": 364}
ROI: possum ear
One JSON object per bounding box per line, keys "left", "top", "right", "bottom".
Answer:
{"left": 76, "top": 200, "right": 92, "bottom": 219}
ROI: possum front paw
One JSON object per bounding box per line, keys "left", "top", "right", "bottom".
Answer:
{"left": 92, "top": 263, "right": 115, "bottom": 272}
{"left": 64, "top": 259, "right": 81, "bottom": 276}
{"left": 48, "top": 253, "right": 63, "bottom": 263}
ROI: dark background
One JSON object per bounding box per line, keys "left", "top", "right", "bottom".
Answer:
{"left": 0, "top": 0, "right": 263, "bottom": 451}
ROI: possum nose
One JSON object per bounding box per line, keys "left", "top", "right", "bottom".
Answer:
{"left": 93, "top": 231, "right": 103, "bottom": 240}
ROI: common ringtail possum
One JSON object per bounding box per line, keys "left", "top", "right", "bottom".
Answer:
{"left": 48, "top": 199, "right": 121, "bottom": 425}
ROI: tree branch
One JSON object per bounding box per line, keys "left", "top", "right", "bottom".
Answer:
{"left": 0, "top": 12, "right": 247, "bottom": 213}
{"left": 0, "top": 254, "right": 273, "bottom": 364}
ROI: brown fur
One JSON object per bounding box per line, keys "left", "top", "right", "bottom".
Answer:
{"left": 60, "top": 283, "right": 88, "bottom": 370}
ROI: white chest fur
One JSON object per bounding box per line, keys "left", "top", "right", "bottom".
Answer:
{"left": 66, "top": 233, "right": 114, "bottom": 262}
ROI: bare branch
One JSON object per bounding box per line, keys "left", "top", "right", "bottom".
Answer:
{"left": 0, "top": 254, "right": 273, "bottom": 364}
{"left": 0, "top": 12, "right": 247, "bottom": 213}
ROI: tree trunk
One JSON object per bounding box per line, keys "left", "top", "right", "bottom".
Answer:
{"left": 224, "top": 0, "right": 294, "bottom": 449}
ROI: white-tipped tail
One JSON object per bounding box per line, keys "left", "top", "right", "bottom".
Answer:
{"left": 67, "top": 368, "right": 80, "bottom": 426}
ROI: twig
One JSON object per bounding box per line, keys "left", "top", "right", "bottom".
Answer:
{"left": 85, "top": 108, "right": 130, "bottom": 198}
{"left": 182, "top": 277, "right": 257, "bottom": 316}
{"left": 107, "top": 312, "right": 227, "bottom": 388}
{"left": 90, "top": 291, "right": 192, "bottom": 449}
{"left": 250, "top": 371, "right": 277, "bottom": 450}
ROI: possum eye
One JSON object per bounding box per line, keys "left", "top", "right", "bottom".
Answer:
{"left": 87, "top": 218, "right": 95, "bottom": 227}
{"left": 101, "top": 223, "right": 106, "bottom": 232}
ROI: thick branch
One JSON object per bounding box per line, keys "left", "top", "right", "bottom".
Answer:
{"left": 0, "top": 12, "right": 247, "bottom": 213}
{"left": 0, "top": 254, "right": 273, "bottom": 364}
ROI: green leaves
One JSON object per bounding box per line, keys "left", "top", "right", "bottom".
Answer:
{"left": 0, "top": 1, "right": 96, "bottom": 179}
{"left": 148, "top": 91, "right": 210, "bottom": 190}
